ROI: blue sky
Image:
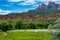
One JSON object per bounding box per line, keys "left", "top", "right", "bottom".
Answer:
{"left": 0, "top": 0, "right": 60, "bottom": 15}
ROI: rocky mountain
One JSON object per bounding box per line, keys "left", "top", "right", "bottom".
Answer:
{"left": 28, "top": 1, "right": 60, "bottom": 13}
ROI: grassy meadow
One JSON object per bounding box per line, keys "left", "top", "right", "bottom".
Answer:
{"left": 0, "top": 31, "right": 51, "bottom": 40}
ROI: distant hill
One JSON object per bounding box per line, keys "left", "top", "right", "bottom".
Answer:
{"left": 0, "top": 12, "right": 59, "bottom": 22}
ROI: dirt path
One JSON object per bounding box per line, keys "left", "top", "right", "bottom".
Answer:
{"left": 8, "top": 29, "right": 56, "bottom": 32}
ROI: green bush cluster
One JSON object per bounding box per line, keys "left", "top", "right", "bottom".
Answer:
{"left": 0, "top": 20, "right": 51, "bottom": 32}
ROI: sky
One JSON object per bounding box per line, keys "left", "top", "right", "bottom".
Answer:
{"left": 0, "top": 0, "right": 60, "bottom": 15}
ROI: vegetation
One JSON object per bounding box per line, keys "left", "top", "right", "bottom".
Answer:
{"left": 0, "top": 21, "right": 13, "bottom": 32}
{"left": 0, "top": 32, "right": 51, "bottom": 40}
{"left": 0, "top": 20, "right": 55, "bottom": 32}
{"left": 0, "top": 12, "right": 58, "bottom": 32}
{"left": 0, "top": 12, "right": 58, "bottom": 22}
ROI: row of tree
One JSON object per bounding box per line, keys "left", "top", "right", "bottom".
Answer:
{"left": 0, "top": 20, "right": 54, "bottom": 32}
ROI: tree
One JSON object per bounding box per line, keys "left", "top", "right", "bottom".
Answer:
{"left": 27, "top": 22, "right": 36, "bottom": 29}
{"left": 13, "top": 20, "right": 24, "bottom": 29}
{"left": 36, "top": 21, "right": 49, "bottom": 29}
{"left": 0, "top": 22, "right": 2, "bottom": 30}
{"left": 0, "top": 21, "right": 13, "bottom": 32}
{"left": 43, "top": 22, "right": 49, "bottom": 29}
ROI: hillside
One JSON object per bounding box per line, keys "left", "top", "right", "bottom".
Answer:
{"left": 0, "top": 12, "right": 59, "bottom": 22}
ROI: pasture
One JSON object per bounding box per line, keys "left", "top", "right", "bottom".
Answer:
{"left": 0, "top": 31, "right": 51, "bottom": 40}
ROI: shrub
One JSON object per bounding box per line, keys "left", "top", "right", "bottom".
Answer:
{"left": 0, "top": 21, "right": 13, "bottom": 32}
{"left": 27, "top": 22, "right": 36, "bottom": 29}
{"left": 36, "top": 22, "right": 49, "bottom": 29}
{"left": 13, "top": 20, "right": 25, "bottom": 29}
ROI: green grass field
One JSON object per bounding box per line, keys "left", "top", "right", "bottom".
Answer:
{"left": 0, "top": 32, "right": 51, "bottom": 40}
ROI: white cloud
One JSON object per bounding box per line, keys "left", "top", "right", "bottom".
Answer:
{"left": 33, "top": 4, "right": 39, "bottom": 6}
{"left": 18, "top": 0, "right": 36, "bottom": 5}
{"left": 0, "top": 9, "right": 12, "bottom": 15}
{"left": 36, "top": 0, "right": 60, "bottom": 4}
{"left": 37, "top": 0, "right": 60, "bottom": 2}
{"left": 8, "top": 0, "right": 60, "bottom": 2}
{"left": 37, "top": 0, "right": 49, "bottom": 2}
{"left": 8, "top": 0, "right": 60, "bottom": 5}
{"left": 8, "top": 0, "right": 36, "bottom": 5}
{"left": 3, "top": 5, "right": 11, "bottom": 7}
{"left": 8, "top": 0, "right": 25, "bottom": 2}
{"left": 55, "top": 1, "right": 60, "bottom": 4}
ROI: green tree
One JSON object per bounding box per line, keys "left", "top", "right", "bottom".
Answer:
{"left": 42, "top": 22, "right": 49, "bottom": 29}
{"left": 27, "top": 22, "right": 36, "bottom": 29}
{"left": 0, "top": 21, "right": 13, "bottom": 32}
{"left": 36, "top": 22, "right": 43, "bottom": 29}
{"left": 0, "top": 22, "right": 2, "bottom": 30}
{"left": 36, "top": 22, "right": 49, "bottom": 29}
{"left": 13, "top": 20, "right": 25, "bottom": 29}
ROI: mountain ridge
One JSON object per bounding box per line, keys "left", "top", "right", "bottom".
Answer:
{"left": 28, "top": 1, "right": 60, "bottom": 13}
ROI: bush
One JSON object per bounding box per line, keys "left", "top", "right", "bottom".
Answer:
{"left": 0, "top": 21, "right": 13, "bottom": 32}
{"left": 36, "top": 22, "right": 49, "bottom": 29}
{"left": 13, "top": 20, "right": 25, "bottom": 29}
{"left": 0, "top": 20, "right": 50, "bottom": 31}
{"left": 27, "top": 22, "right": 36, "bottom": 29}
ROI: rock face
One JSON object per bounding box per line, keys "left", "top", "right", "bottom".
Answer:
{"left": 28, "top": 1, "right": 60, "bottom": 13}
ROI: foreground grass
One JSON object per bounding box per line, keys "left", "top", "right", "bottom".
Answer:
{"left": 0, "top": 32, "right": 51, "bottom": 40}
